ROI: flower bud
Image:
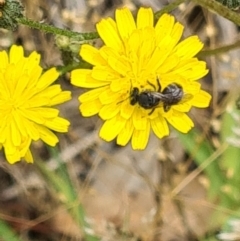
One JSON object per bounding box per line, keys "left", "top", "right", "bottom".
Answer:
{"left": 0, "top": 0, "right": 24, "bottom": 30}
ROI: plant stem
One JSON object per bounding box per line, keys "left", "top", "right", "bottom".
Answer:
{"left": 155, "top": 0, "right": 186, "bottom": 19}
{"left": 57, "top": 61, "right": 92, "bottom": 75}
{"left": 198, "top": 40, "right": 240, "bottom": 58}
{"left": 191, "top": 0, "right": 240, "bottom": 26}
{"left": 17, "top": 17, "right": 99, "bottom": 41}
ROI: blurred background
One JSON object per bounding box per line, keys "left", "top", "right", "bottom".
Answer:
{"left": 1, "top": 0, "right": 240, "bottom": 240}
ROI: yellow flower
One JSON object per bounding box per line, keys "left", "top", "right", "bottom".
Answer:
{"left": 71, "top": 7, "right": 211, "bottom": 149}
{"left": 0, "top": 45, "right": 71, "bottom": 164}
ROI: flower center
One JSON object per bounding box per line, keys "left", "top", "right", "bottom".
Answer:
{"left": 1, "top": 97, "right": 21, "bottom": 115}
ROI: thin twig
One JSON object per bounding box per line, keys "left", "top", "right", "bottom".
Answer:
{"left": 171, "top": 142, "right": 228, "bottom": 196}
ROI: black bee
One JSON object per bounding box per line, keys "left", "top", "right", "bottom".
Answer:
{"left": 130, "top": 78, "right": 192, "bottom": 113}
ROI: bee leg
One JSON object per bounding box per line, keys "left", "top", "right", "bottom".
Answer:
{"left": 163, "top": 104, "right": 170, "bottom": 112}
{"left": 130, "top": 87, "right": 139, "bottom": 105}
{"left": 148, "top": 108, "right": 156, "bottom": 115}
{"left": 147, "top": 80, "right": 156, "bottom": 90}
{"left": 156, "top": 77, "right": 161, "bottom": 92}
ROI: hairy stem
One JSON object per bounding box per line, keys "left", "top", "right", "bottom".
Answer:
{"left": 155, "top": 0, "right": 186, "bottom": 19}
{"left": 191, "top": 0, "right": 240, "bottom": 26}
{"left": 17, "top": 17, "right": 99, "bottom": 41}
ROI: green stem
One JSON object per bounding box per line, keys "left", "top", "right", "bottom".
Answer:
{"left": 155, "top": 0, "right": 186, "bottom": 19}
{"left": 17, "top": 17, "right": 99, "bottom": 41}
{"left": 0, "top": 219, "right": 24, "bottom": 241}
{"left": 35, "top": 156, "right": 99, "bottom": 241}
{"left": 191, "top": 0, "right": 240, "bottom": 26}
{"left": 57, "top": 61, "right": 92, "bottom": 75}
{"left": 198, "top": 40, "right": 240, "bottom": 58}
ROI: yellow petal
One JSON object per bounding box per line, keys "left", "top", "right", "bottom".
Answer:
{"left": 25, "top": 95, "right": 51, "bottom": 108}
{"left": 167, "top": 111, "right": 194, "bottom": 133}
{"left": 0, "top": 50, "right": 9, "bottom": 69}
{"left": 99, "top": 115, "right": 126, "bottom": 141}
{"left": 25, "top": 121, "right": 40, "bottom": 141}
{"left": 151, "top": 116, "right": 169, "bottom": 138}
{"left": 117, "top": 119, "right": 134, "bottom": 145}
{"left": 167, "top": 59, "right": 208, "bottom": 81}
{"left": 13, "top": 74, "right": 30, "bottom": 99}
{"left": 120, "top": 99, "right": 135, "bottom": 119}
{"left": 36, "top": 67, "right": 59, "bottom": 89}
{"left": 38, "top": 125, "right": 59, "bottom": 146}
{"left": 4, "top": 64, "right": 17, "bottom": 96}
{"left": 108, "top": 54, "right": 130, "bottom": 76}
{"left": 99, "top": 102, "right": 120, "bottom": 120}
{"left": 173, "top": 101, "right": 192, "bottom": 112}
{"left": 10, "top": 119, "right": 21, "bottom": 146}
{"left": 155, "top": 14, "right": 175, "bottom": 43}
{"left": 110, "top": 78, "right": 130, "bottom": 92}
{"left": 96, "top": 18, "right": 123, "bottom": 52}
{"left": 116, "top": 7, "right": 136, "bottom": 40}
{"left": 19, "top": 138, "right": 32, "bottom": 159}
{"left": 92, "top": 66, "right": 116, "bottom": 82}
{"left": 31, "top": 107, "right": 59, "bottom": 118}
{"left": 26, "top": 51, "right": 41, "bottom": 71}
{"left": 12, "top": 111, "right": 27, "bottom": 137}
{"left": 71, "top": 69, "right": 90, "bottom": 86}
{"left": 80, "top": 44, "right": 106, "bottom": 65}
{"left": 38, "top": 85, "right": 62, "bottom": 99}
{"left": 5, "top": 148, "right": 21, "bottom": 164}
{"left": 192, "top": 90, "right": 212, "bottom": 108}
{"left": 126, "top": 30, "right": 141, "bottom": 56}
{"left": 146, "top": 35, "right": 177, "bottom": 71}
{"left": 28, "top": 65, "right": 43, "bottom": 87}
{"left": 99, "top": 88, "right": 122, "bottom": 104}
{"left": 131, "top": 121, "right": 150, "bottom": 149}
{"left": 20, "top": 109, "right": 45, "bottom": 124}
{"left": 132, "top": 108, "right": 148, "bottom": 130}
{"left": 3, "top": 137, "right": 21, "bottom": 164}
{"left": 45, "top": 117, "right": 70, "bottom": 132}
{"left": 71, "top": 69, "right": 108, "bottom": 88}
{"left": 50, "top": 91, "right": 71, "bottom": 105}
{"left": 24, "top": 149, "right": 33, "bottom": 163}
{"left": 170, "top": 22, "right": 184, "bottom": 45}
{"left": 80, "top": 100, "right": 102, "bottom": 116}
{"left": 131, "top": 28, "right": 155, "bottom": 71}
{"left": 80, "top": 86, "right": 108, "bottom": 102}
{"left": 157, "top": 54, "right": 180, "bottom": 74}
{"left": 174, "top": 36, "right": 203, "bottom": 59}
{"left": 137, "top": 7, "right": 154, "bottom": 29}
{"left": 9, "top": 45, "right": 24, "bottom": 64}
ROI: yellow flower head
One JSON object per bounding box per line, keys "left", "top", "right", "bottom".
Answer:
{"left": 0, "top": 45, "right": 71, "bottom": 164}
{"left": 71, "top": 7, "right": 211, "bottom": 149}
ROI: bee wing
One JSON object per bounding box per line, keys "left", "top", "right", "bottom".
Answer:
{"left": 149, "top": 92, "right": 164, "bottom": 99}
{"left": 179, "top": 93, "right": 193, "bottom": 104}
{"left": 150, "top": 92, "right": 172, "bottom": 102}
{"left": 176, "top": 93, "right": 193, "bottom": 112}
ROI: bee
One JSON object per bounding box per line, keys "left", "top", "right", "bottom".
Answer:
{"left": 130, "top": 78, "right": 193, "bottom": 113}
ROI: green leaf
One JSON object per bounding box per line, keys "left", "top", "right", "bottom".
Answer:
{"left": 35, "top": 147, "right": 100, "bottom": 241}
{"left": 220, "top": 97, "right": 240, "bottom": 205}
{"left": 177, "top": 129, "right": 227, "bottom": 200}
{"left": 0, "top": 0, "right": 24, "bottom": 30}
{"left": 0, "top": 219, "right": 25, "bottom": 241}
{"left": 216, "top": 0, "right": 240, "bottom": 9}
